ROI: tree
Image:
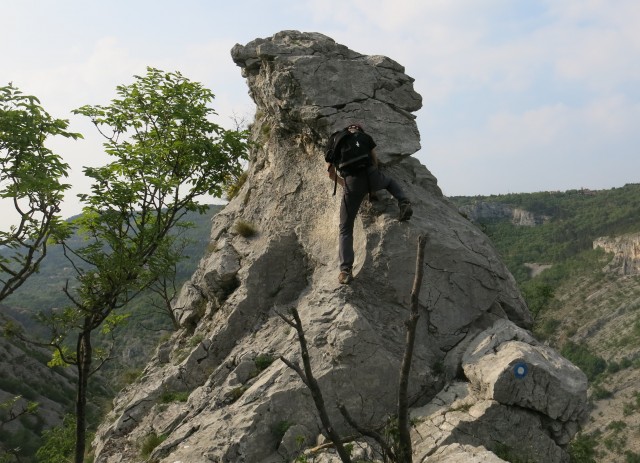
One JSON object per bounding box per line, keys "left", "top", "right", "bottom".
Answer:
{"left": 35, "top": 414, "right": 77, "bottom": 463}
{"left": 0, "top": 83, "right": 79, "bottom": 463}
{"left": 395, "top": 234, "right": 427, "bottom": 462}
{"left": 37, "top": 67, "right": 248, "bottom": 463}
{"left": 0, "top": 84, "right": 80, "bottom": 301}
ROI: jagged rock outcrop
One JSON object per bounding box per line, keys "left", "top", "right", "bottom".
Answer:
{"left": 594, "top": 233, "right": 640, "bottom": 275}
{"left": 460, "top": 202, "right": 548, "bottom": 227}
{"left": 91, "top": 31, "right": 586, "bottom": 463}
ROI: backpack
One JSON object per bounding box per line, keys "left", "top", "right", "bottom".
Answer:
{"left": 324, "top": 126, "right": 373, "bottom": 194}
{"left": 324, "top": 127, "right": 350, "bottom": 165}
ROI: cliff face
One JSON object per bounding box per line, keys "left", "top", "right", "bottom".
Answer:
{"left": 594, "top": 233, "right": 640, "bottom": 275}
{"left": 460, "top": 201, "right": 549, "bottom": 227}
{"left": 91, "top": 31, "right": 587, "bottom": 463}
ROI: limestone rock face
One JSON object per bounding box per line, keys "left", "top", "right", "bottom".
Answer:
{"left": 91, "top": 31, "right": 585, "bottom": 463}
{"left": 460, "top": 201, "right": 548, "bottom": 227}
{"left": 594, "top": 233, "right": 640, "bottom": 275}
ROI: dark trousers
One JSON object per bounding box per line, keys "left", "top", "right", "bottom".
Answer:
{"left": 339, "top": 166, "right": 408, "bottom": 271}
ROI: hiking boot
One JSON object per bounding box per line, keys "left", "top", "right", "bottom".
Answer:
{"left": 399, "top": 200, "right": 413, "bottom": 221}
{"left": 338, "top": 269, "right": 353, "bottom": 285}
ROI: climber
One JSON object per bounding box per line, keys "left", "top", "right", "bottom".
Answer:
{"left": 325, "top": 123, "right": 413, "bottom": 285}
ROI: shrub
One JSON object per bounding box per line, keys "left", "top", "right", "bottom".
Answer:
{"left": 255, "top": 353, "right": 275, "bottom": 372}
{"left": 607, "top": 420, "right": 627, "bottom": 432}
{"left": 234, "top": 220, "right": 257, "bottom": 238}
{"left": 569, "top": 432, "right": 599, "bottom": 463}
{"left": 159, "top": 390, "right": 190, "bottom": 403}
{"left": 626, "top": 450, "right": 640, "bottom": 463}
{"left": 273, "top": 420, "right": 292, "bottom": 440}
{"left": 225, "top": 171, "right": 248, "bottom": 201}
{"left": 119, "top": 368, "right": 142, "bottom": 386}
{"left": 140, "top": 432, "right": 166, "bottom": 459}
{"left": 228, "top": 386, "right": 247, "bottom": 403}
{"left": 35, "top": 414, "right": 76, "bottom": 463}
{"left": 188, "top": 334, "right": 205, "bottom": 347}
{"left": 561, "top": 341, "right": 607, "bottom": 381}
{"left": 591, "top": 384, "right": 613, "bottom": 400}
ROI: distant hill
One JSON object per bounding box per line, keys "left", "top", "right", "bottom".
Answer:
{"left": 0, "top": 204, "right": 222, "bottom": 461}
{"left": 449, "top": 184, "right": 640, "bottom": 461}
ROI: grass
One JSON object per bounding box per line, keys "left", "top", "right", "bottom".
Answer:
{"left": 234, "top": 220, "right": 257, "bottom": 238}
{"left": 140, "top": 432, "right": 166, "bottom": 459}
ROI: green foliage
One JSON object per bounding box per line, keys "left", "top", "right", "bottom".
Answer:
{"left": 28, "top": 67, "right": 249, "bottom": 462}
{"left": 139, "top": 432, "right": 166, "bottom": 459}
{"left": 0, "top": 83, "right": 80, "bottom": 301}
{"left": 590, "top": 384, "right": 613, "bottom": 400}
{"left": 47, "top": 346, "right": 75, "bottom": 368}
{"left": 560, "top": 341, "right": 607, "bottom": 381}
{"left": 607, "top": 420, "right": 627, "bottom": 432}
{"left": 158, "top": 390, "right": 190, "bottom": 404}
{"left": 521, "top": 282, "right": 554, "bottom": 319}
{"left": 73, "top": 67, "right": 248, "bottom": 205}
{"left": 100, "top": 313, "right": 131, "bottom": 335}
{"left": 272, "top": 420, "right": 292, "bottom": 440}
{"left": 227, "top": 386, "right": 247, "bottom": 403}
{"left": 569, "top": 432, "right": 599, "bottom": 463}
{"left": 35, "top": 414, "right": 76, "bottom": 463}
{"left": 451, "top": 185, "right": 640, "bottom": 285}
{"left": 535, "top": 317, "right": 561, "bottom": 339}
{"left": 626, "top": 450, "right": 640, "bottom": 463}
{"left": 233, "top": 220, "right": 257, "bottom": 238}
{"left": 117, "top": 368, "right": 142, "bottom": 387}
{"left": 225, "top": 170, "right": 248, "bottom": 200}
{"left": 188, "top": 334, "right": 204, "bottom": 347}
{"left": 254, "top": 353, "right": 275, "bottom": 372}
{"left": 622, "top": 392, "right": 640, "bottom": 416}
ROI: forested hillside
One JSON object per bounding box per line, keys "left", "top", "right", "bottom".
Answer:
{"left": 0, "top": 205, "right": 221, "bottom": 461}
{"left": 450, "top": 184, "right": 640, "bottom": 462}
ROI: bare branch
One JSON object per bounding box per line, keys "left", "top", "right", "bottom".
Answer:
{"left": 278, "top": 307, "right": 352, "bottom": 463}
{"left": 338, "top": 404, "right": 396, "bottom": 462}
{"left": 396, "top": 234, "right": 427, "bottom": 463}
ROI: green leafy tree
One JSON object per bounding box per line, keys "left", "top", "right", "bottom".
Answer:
{"left": 35, "top": 67, "right": 248, "bottom": 463}
{"left": 35, "top": 414, "right": 76, "bottom": 463}
{"left": 0, "top": 83, "right": 80, "bottom": 301}
{"left": 1, "top": 83, "right": 79, "bottom": 463}
{"left": 0, "top": 396, "right": 39, "bottom": 461}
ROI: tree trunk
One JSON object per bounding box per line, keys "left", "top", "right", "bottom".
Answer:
{"left": 75, "top": 320, "right": 93, "bottom": 463}
{"left": 397, "top": 235, "right": 427, "bottom": 463}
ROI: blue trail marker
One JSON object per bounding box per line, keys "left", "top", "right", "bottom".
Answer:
{"left": 513, "top": 362, "right": 528, "bottom": 379}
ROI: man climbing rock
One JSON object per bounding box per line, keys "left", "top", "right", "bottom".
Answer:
{"left": 326, "top": 123, "right": 412, "bottom": 285}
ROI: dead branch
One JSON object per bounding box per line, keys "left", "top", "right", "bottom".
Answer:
{"left": 396, "top": 234, "right": 427, "bottom": 462}
{"left": 277, "top": 308, "right": 352, "bottom": 463}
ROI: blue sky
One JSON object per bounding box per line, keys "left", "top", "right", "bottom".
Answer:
{"left": 2, "top": 0, "right": 640, "bottom": 222}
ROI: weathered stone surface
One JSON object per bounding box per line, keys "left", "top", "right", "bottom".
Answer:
{"left": 460, "top": 201, "right": 549, "bottom": 226}
{"left": 462, "top": 319, "right": 588, "bottom": 423}
{"left": 91, "top": 30, "right": 584, "bottom": 463}
{"left": 594, "top": 232, "right": 640, "bottom": 275}
{"left": 426, "top": 444, "right": 507, "bottom": 463}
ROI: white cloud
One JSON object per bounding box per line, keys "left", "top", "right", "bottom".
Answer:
{"left": 3, "top": 0, "right": 640, "bottom": 219}
{"left": 424, "top": 92, "right": 640, "bottom": 196}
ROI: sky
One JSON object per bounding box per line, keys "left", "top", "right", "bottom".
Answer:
{"left": 2, "top": 0, "right": 640, "bottom": 224}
